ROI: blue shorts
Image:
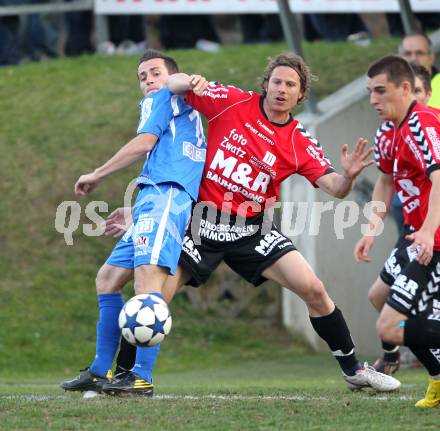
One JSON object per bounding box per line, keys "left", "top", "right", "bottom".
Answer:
{"left": 106, "top": 183, "right": 192, "bottom": 275}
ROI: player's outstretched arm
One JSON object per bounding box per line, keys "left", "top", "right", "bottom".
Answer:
{"left": 353, "top": 172, "right": 393, "bottom": 263}
{"left": 166, "top": 73, "right": 209, "bottom": 96}
{"left": 74, "top": 133, "right": 157, "bottom": 196}
{"left": 316, "top": 138, "right": 374, "bottom": 199}
{"left": 406, "top": 170, "right": 440, "bottom": 265}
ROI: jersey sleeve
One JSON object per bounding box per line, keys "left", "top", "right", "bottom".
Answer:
{"left": 184, "top": 82, "right": 252, "bottom": 121}
{"left": 295, "top": 125, "right": 335, "bottom": 187}
{"left": 373, "top": 122, "right": 395, "bottom": 174}
{"left": 412, "top": 111, "right": 440, "bottom": 177}
{"left": 137, "top": 88, "right": 174, "bottom": 138}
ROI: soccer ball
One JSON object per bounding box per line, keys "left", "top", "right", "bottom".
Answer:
{"left": 119, "top": 294, "right": 172, "bottom": 347}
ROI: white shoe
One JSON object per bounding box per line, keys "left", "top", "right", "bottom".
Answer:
{"left": 343, "top": 362, "right": 401, "bottom": 392}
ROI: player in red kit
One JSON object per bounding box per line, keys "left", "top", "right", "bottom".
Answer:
{"left": 105, "top": 53, "right": 401, "bottom": 393}
{"left": 360, "top": 63, "right": 439, "bottom": 376}
{"left": 163, "top": 53, "right": 400, "bottom": 392}
{"left": 364, "top": 63, "right": 440, "bottom": 374}
{"left": 354, "top": 55, "right": 440, "bottom": 407}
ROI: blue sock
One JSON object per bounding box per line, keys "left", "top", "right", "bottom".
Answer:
{"left": 131, "top": 291, "right": 164, "bottom": 382}
{"left": 132, "top": 344, "right": 161, "bottom": 383}
{"left": 90, "top": 293, "right": 124, "bottom": 378}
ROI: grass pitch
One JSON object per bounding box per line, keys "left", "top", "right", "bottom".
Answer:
{"left": 0, "top": 354, "right": 437, "bottom": 431}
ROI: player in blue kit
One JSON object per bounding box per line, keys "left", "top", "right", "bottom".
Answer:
{"left": 101, "top": 53, "right": 401, "bottom": 395}
{"left": 61, "top": 49, "right": 206, "bottom": 396}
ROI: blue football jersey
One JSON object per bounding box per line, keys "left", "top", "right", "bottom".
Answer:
{"left": 136, "top": 87, "right": 206, "bottom": 201}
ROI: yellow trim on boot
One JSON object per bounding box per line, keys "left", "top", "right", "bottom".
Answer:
{"left": 134, "top": 379, "right": 154, "bottom": 389}
{"left": 415, "top": 378, "right": 440, "bottom": 408}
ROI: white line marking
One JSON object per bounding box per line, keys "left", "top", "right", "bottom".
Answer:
{"left": 0, "top": 393, "right": 417, "bottom": 402}
{"left": 1, "top": 395, "right": 67, "bottom": 401}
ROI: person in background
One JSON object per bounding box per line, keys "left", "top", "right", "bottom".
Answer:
{"left": 399, "top": 32, "right": 440, "bottom": 109}
{"left": 0, "top": 0, "right": 23, "bottom": 65}
{"left": 64, "top": 0, "right": 93, "bottom": 56}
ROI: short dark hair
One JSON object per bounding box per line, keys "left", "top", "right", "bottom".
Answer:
{"left": 260, "top": 53, "right": 313, "bottom": 103}
{"left": 367, "top": 55, "right": 415, "bottom": 91}
{"left": 138, "top": 49, "right": 179, "bottom": 74}
{"left": 410, "top": 62, "right": 432, "bottom": 93}
{"left": 399, "top": 32, "right": 432, "bottom": 52}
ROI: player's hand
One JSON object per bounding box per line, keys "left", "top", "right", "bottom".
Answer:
{"left": 341, "top": 138, "right": 374, "bottom": 180}
{"left": 189, "top": 74, "right": 209, "bottom": 96}
{"left": 103, "top": 207, "right": 133, "bottom": 237}
{"left": 406, "top": 229, "right": 434, "bottom": 266}
{"left": 354, "top": 235, "right": 375, "bottom": 263}
{"left": 74, "top": 172, "right": 101, "bottom": 196}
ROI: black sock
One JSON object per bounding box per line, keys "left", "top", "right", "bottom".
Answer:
{"left": 115, "top": 337, "right": 136, "bottom": 374}
{"left": 404, "top": 315, "right": 440, "bottom": 349}
{"left": 310, "top": 307, "right": 360, "bottom": 375}
{"left": 382, "top": 341, "right": 399, "bottom": 362}
{"left": 410, "top": 348, "right": 440, "bottom": 376}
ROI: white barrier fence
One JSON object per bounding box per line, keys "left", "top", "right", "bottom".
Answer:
{"left": 95, "top": 0, "right": 439, "bottom": 14}
{"left": 0, "top": 0, "right": 438, "bottom": 16}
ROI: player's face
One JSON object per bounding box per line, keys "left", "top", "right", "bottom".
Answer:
{"left": 137, "top": 58, "right": 170, "bottom": 96}
{"left": 367, "top": 73, "right": 412, "bottom": 122}
{"left": 264, "top": 66, "right": 303, "bottom": 114}
{"left": 400, "top": 35, "right": 435, "bottom": 72}
{"left": 414, "top": 76, "right": 432, "bottom": 105}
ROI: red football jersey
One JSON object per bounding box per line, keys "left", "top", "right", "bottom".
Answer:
{"left": 185, "top": 83, "right": 334, "bottom": 217}
{"left": 391, "top": 104, "right": 440, "bottom": 249}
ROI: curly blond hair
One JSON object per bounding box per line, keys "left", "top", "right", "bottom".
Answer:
{"left": 260, "top": 53, "right": 313, "bottom": 103}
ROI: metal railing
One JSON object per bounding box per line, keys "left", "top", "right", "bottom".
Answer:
{"left": 0, "top": 0, "right": 93, "bottom": 17}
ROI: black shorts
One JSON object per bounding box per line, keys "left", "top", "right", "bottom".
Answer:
{"left": 382, "top": 226, "right": 440, "bottom": 316}
{"left": 380, "top": 225, "right": 415, "bottom": 286}
{"left": 179, "top": 209, "right": 297, "bottom": 287}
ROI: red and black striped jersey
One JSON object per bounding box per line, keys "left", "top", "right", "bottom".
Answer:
{"left": 374, "top": 103, "right": 440, "bottom": 249}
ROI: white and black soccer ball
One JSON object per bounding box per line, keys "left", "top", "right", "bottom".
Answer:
{"left": 119, "top": 294, "right": 172, "bottom": 347}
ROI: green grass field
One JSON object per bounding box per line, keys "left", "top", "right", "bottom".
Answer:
{"left": 0, "top": 355, "right": 436, "bottom": 431}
